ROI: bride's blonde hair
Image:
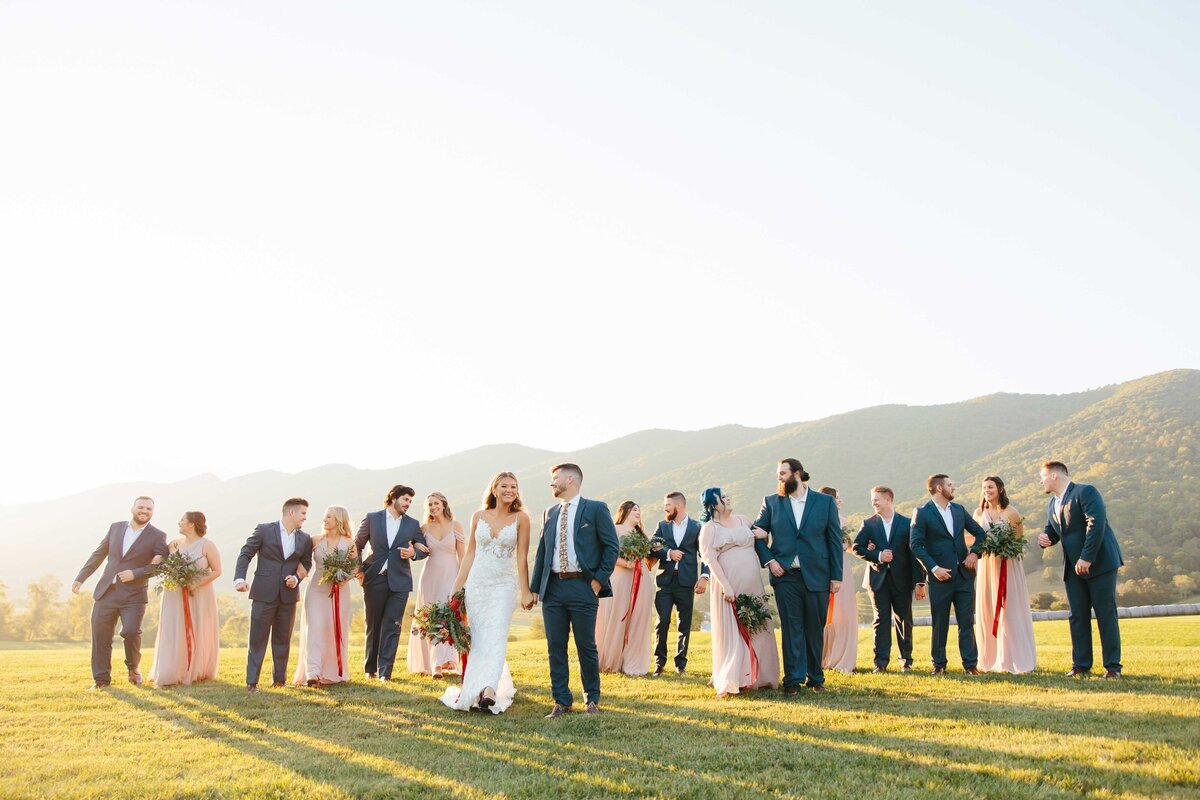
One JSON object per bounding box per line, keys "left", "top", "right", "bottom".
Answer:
{"left": 482, "top": 472, "right": 523, "bottom": 512}
{"left": 323, "top": 505, "right": 353, "bottom": 540}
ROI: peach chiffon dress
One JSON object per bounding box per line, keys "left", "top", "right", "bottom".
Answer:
{"left": 974, "top": 509, "right": 1037, "bottom": 674}
{"left": 822, "top": 543, "right": 858, "bottom": 673}
{"left": 293, "top": 537, "right": 355, "bottom": 684}
{"left": 406, "top": 526, "right": 464, "bottom": 676}
{"left": 149, "top": 538, "right": 219, "bottom": 687}
{"left": 595, "top": 554, "right": 655, "bottom": 675}
{"left": 698, "top": 516, "right": 780, "bottom": 695}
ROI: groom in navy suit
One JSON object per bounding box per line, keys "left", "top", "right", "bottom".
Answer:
{"left": 910, "top": 474, "right": 987, "bottom": 675}
{"left": 529, "top": 463, "right": 619, "bottom": 718}
{"left": 1038, "top": 460, "right": 1124, "bottom": 678}
{"left": 650, "top": 491, "right": 709, "bottom": 676}
{"left": 754, "top": 458, "right": 843, "bottom": 693}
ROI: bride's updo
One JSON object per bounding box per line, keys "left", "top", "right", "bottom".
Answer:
{"left": 483, "top": 471, "right": 524, "bottom": 512}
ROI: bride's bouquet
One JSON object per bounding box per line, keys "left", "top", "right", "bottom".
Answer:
{"left": 318, "top": 548, "right": 359, "bottom": 585}
{"left": 618, "top": 530, "right": 664, "bottom": 562}
{"left": 150, "top": 550, "right": 206, "bottom": 594}
{"left": 734, "top": 593, "right": 774, "bottom": 635}
{"left": 979, "top": 520, "right": 1027, "bottom": 559}
{"left": 412, "top": 589, "right": 471, "bottom": 655}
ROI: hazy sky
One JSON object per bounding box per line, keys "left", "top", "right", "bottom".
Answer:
{"left": 2, "top": 1, "right": 1197, "bottom": 506}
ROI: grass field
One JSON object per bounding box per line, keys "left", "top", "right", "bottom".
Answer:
{"left": 0, "top": 617, "right": 1196, "bottom": 799}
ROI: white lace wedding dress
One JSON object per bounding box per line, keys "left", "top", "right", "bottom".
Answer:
{"left": 440, "top": 519, "right": 517, "bottom": 714}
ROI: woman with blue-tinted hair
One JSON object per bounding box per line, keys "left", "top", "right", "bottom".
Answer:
{"left": 696, "top": 487, "right": 780, "bottom": 696}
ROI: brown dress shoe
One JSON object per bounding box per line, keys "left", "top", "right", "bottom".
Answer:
{"left": 247, "top": 685, "right": 259, "bottom": 694}
{"left": 544, "top": 703, "right": 572, "bottom": 719}
{"left": 810, "top": 684, "right": 827, "bottom": 693}
{"left": 128, "top": 669, "right": 143, "bottom": 685}
{"left": 652, "top": 665, "right": 664, "bottom": 677}
{"left": 964, "top": 667, "right": 981, "bottom": 675}
{"left": 585, "top": 701, "right": 601, "bottom": 714}
{"left": 1066, "top": 667, "right": 1090, "bottom": 678}
{"left": 872, "top": 666, "right": 887, "bottom": 674}
{"left": 782, "top": 685, "right": 799, "bottom": 696}
{"left": 1103, "top": 670, "right": 1121, "bottom": 679}
{"left": 900, "top": 663, "right": 913, "bottom": 673}
{"left": 931, "top": 666, "right": 946, "bottom": 675}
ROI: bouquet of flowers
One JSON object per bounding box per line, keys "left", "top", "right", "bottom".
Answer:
{"left": 618, "top": 530, "right": 664, "bottom": 562}
{"left": 979, "top": 520, "right": 1027, "bottom": 559}
{"left": 412, "top": 589, "right": 471, "bottom": 655}
{"left": 842, "top": 524, "right": 855, "bottom": 548}
{"left": 150, "top": 549, "right": 206, "bottom": 594}
{"left": 734, "top": 593, "right": 774, "bottom": 635}
{"left": 318, "top": 547, "right": 359, "bottom": 585}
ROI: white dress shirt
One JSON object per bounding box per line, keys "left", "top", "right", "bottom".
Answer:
{"left": 880, "top": 514, "right": 894, "bottom": 546}
{"left": 789, "top": 488, "right": 808, "bottom": 568}
{"left": 551, "top": 496, "right": 580, "bottom": 573}
{"left": 1054, "top": 483, "right": 1073, "bottom": 520}
{"left": 934, "top": 501, "right": 955, "bottom": 537}
{"left": 380, "top": 510, "right": 402, "bottom": 574}
{"left": 113, "top": 522, "right": 147, "bottom": 583}
{"left": 279, "top": 520, "right": 296, "bottom": 560}
{"left": 671, "top": 519, "right": 687, "bottom": 570}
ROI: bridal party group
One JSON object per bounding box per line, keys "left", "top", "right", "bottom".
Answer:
{"left": 72, "top": 457, "right": 1125, "bottom": 711}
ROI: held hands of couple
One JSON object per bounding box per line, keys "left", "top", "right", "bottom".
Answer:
{"left": 284, "top": 575, "right": 299, "bottom": 589}
{"left": 521, "top": 591, "right": 537, "bottom": 610}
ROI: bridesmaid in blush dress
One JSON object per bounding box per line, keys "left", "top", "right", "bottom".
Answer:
{"left": 293, "top": 505, "right": 356, "bottom": 685}
{"left": 407, "top": 492, "right": 465, "bottom": 677}
{"left": 149, "top": 512, "right": 221, "bottom": 687}
{"left": 595, "top": 501, "right": 656, "bottom": 675}
{"left": 819, "top": 487, "right": 858, "bottom": 674}
{"left": 973, "top": 476, "right": 1036, "bottom": 674}
{"left": 696, "top": 487, "right": 780, "bottom": 697}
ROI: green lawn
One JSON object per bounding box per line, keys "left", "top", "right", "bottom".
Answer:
{"left": 0, "top": 618, "right": 1196, "bottom": 799}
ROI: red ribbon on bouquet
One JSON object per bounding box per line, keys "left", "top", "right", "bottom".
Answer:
{"left": 182, "top": 589, "right": 195, "bottom": 671}
{"left": 991, "top": 558, "right": 1008, "bottom": 638}
{"left": 733, "top": 606, "right": 760, "bottom": 686}
{"left": 619, "top": 558, "right": 643, "bottom": 646}
{"left": 450, "top": 594, "right": 469, "bottom": 678}
{"left": 331, "top": 582, "right": 345, "bottom": 676}
{"left": 826, "top": 592, "right": 835, "bottom": 626}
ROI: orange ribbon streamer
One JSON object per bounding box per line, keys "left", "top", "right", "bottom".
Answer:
{"left": 182, "top": 588, "right": 194, "bottom": 671}
{"left": 826, "top": 591, "right": 835, "bottom": 626}
{"left": 332, "top": 582, "right": 344, "bottom": 676}
{"left": 733, "top": 607, "right": 760, "bottom": 686}
{"left": 619, "top": 558, "right": 643, "bottom": 646}
{"left": 991, "top": 558, "right": 1008, "bottom": 638}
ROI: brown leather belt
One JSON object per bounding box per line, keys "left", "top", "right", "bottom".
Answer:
{"left": 555, "top": 571, "right": 584, "bottom": 579}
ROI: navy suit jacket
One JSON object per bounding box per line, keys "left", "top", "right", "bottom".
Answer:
{"left": 650, "top": 518, "right": 710, "bottom": 588}
{"left": 910, "top": 500, "right": 986, "bottom": 581}
{"left": 1042, "top": 482, "right": 1123, "bottom": 580}
{"left": 530, "top": 497, "right": 620, "bottom": 599}
{"left": 75, "top": 522, "right": 170, "bottom": 602}
{"left": 852, "top": 513, "right": 924, "bottom": 592}
{"left": 753, "top": 490, "right": 843, "bottom": 591}
{"left": 235, "top": 522, "right": 314, "bottom": 603}
{"left": 354, "top": 510, "right": 428, "bottom": 593}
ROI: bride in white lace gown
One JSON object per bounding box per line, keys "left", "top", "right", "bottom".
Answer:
{"left": 440, "top": 472, "right": 534, "bottom": 714}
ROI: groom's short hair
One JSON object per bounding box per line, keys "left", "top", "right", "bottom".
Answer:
{"left": 665, "top": 491, "right": 686, "bottom": 505}
{"left": 282, "top": 497, "right": 309, "bottom": 514}
{"left": 1042, "top": 460, "right": 1069, "bottom": 476}
{"left": 552, "top": 463, "right": 583, "bottom": 483}
{"left": 926, "top": 474, "right": 949, "bottom": 495}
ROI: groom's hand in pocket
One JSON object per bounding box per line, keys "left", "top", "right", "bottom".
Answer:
{"left": 590, "top": 579, "right": 601, "bottom": 596}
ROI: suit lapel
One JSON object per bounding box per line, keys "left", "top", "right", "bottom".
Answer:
{"left": 780, "top": 495, "right": 798, "bottom": 532}
{"left": 797, "top": 489, "right": 815, "bottom": 533}
{"left": 1059, "top": 483, "right": 1074, "bottom": 528}
{"left": 927, "top": 502, "right": 952, "bottom": 537}
{"left": 874, "top": 516, "right": 889, "bottom": 550}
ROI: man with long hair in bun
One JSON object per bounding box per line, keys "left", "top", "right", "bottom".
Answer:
{"left": 753, "top": 459, "right": 843, "bottom": 694}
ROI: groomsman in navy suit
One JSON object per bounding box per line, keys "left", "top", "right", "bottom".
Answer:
{"left": 1038, "top": 461, "right": 1124, "bottom": 678}
{"left": 529, "top": 463, "right": 619, "bottom": 718}
{"left": 910, "top": 474, "right": 987, "bottom": 675}
{"left": 355, "top": 484, "right": 428, "bottom": 682}
{"left": 852, "top": 486, "right": 926, "bottom": 672}
{"left": 754, "top": 458, "right": 843, "bottom": 693}
{"left": 650, "top": 492, "right": 709, "bottom": 676}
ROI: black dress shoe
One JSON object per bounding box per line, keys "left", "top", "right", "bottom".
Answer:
{"left": 544, "top": 703, "right": 572, "bottom": 719}
{"left": 810, "top": 684, "right": 827, "bottom": 693}
{"left": 652, "top": 665, "right": 664, "bottom": 677}
{"left": 1103, "top": 670, "right": 1121, "bottom": 679}
{"left": 271, "top": 682, "right": 286, "bottom": 688}
{"left": 675, "top": 667, "right": 686, "bottom": 675}
{"left": 782, "top": 685, "right": 799, "bottom": 696}
{"left": 931, "top": 666, "right": 946, "bottom": 675}
{"left": 1066, "top": 667, "right": 1091, "bottom": 678}
{"left": 872, "top": 666, "right": 887, "bottom": 674}
{"left": 901, "top": 663, "right": 913, "bottom": 673}
{"left": 585, "top": 701, "right": 601, "bottom": 714}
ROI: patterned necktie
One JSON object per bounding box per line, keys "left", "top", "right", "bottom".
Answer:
{"left": 558, "top": 501, "right": 570, "bottom": 572}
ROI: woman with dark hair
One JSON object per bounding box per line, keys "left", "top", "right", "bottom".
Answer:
{"left": 818, "top": 487, "right": 858, "bottom": 674}
{"left": 407, "top": 493, "right": 466, "bottom": 677}
{"left": 973, "top": 476, "right": 1036, "bottom": 673}
{"left": 149, "top": 511, "right": 221, "bottom": 687}
{"left": 595, "top": 501, "right": 655, "bottom": 675}
{"left": 697, "top": 487, "right": 779, "bottom": 697}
